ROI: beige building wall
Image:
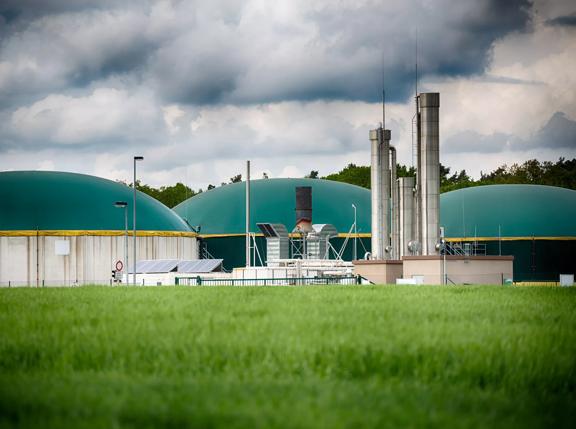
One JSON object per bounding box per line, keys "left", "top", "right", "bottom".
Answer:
{"left": 402, "top": 256, "right": 514, "bottom": 285}
{"left": 0, "top": 234, "right": 197, "bottom": 286}
{"left": 353, "top": 260, "right": 404, "bottom": 284}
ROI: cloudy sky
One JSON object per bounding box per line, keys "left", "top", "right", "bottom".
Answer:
{"left": 0, "top": 0, "right": 575, "bottom": 189}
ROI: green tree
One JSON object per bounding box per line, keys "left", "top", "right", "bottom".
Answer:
{"left": 323, "top": 163, "right": 416, "bottom": 189}
{"left": 324, "top": 163, "right": 371, "bottom": 188}
{"left": 136, "top": 181, "right": 196, "bottom": 208}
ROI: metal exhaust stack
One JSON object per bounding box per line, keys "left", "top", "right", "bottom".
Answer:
{"left": 369, "top": 127, "right": 391, "bottom": 260}
{"left": 398, "top": 176, "right": 415, "bottom": 257}
{"left": 390, "top": 146, "right": 398, "bottom": 259}
{"left": 417, "top": 93, "right": 440, "bottom": 255}
{"left": 295, "top": 186, "right": 313, "bottom": 233}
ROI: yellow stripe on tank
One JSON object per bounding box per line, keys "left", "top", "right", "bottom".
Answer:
{"left": 0, "top": 230, "right": 198, "bottom": 237}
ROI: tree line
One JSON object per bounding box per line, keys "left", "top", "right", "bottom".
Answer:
{"left": 133, "top": 158, "right": 576, "bottom": 208}
{"left": 323, "top": 158, "right": 576, "bottom": 193}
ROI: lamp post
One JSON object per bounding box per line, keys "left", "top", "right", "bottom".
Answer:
{"left": 352, "top": 204, "right": 357, "bottom": 261}
{"left": 114, "top": 201, "right": 128, "bottom": 283}
{"left": 133, "top": 156, "right": 144, "bottom": 286}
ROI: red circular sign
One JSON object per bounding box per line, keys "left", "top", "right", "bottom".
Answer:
{"left": 115, "top": 260, "right": 124, "bottom": 271}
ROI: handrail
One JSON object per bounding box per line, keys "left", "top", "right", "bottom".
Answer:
{"left": 175, "top": 275, "right": 360, "bottom": 286}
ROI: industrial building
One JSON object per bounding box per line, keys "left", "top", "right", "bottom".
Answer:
{"left": 173, "top": 178, "right": 371, "bottom": 270}
{"left": 3, "top": 92, "right": 574, "bottom": 285}
{"left": 0, "top": 171, "right": 198, "bottom": 286}
{"left": 174, "top": 179, "right": 576, "bottom": 282}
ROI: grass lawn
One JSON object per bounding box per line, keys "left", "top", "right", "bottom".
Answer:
{"left": 0, "top": 285, "right": 575, "bottom": 428}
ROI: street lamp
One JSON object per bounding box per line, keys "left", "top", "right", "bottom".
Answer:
{"left": 352, "top": 204, "right": 357, "bottom": 261}
{"left": 114, "top": 201, "right": 128, "bottom": 284}
{"left": 133, "top": 156, "right": 144, "bottom": 286}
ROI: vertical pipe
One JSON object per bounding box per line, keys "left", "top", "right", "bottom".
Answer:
{"left": 36, "top": 227, "right": 39, "bottom": 288}
{"left": 132, "top": 156, "right": 143, "bottom": 285}
{"left": 381, "top": 129, "right": 391, "bottom": 259}
{"left": 390, "top": 147, "right": 398, "bottom": 259}
{"left": 415, "top": 95, "right": 422, "bottom": 254}
{"left": 352, "top": 204, "right": 357, "bottom": 261}
{"left": 369, "top": 127, "right": 390, "bottom": 260}
{"left": 418, "top": 93, "right": 440, "bottom": 255}
{"left": 124, "top": 207, "right": 128, "bottom": 285}
{"left": 369, "top": 129, "right": 382, "bottom": 259}
{"left": 133, "top": 159, "right": 137, "bottom": 285}
{"left": 246, "top": 160, "right": 251, "bottom": 267}
{"left": 398, "top": 177, "right": 415, "bottom": 258}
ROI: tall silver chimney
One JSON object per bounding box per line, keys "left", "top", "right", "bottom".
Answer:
{"left": 390, "top": 146, "right": 398, "bottom": 259}
{"left": 369, "top": 127, "right": 391, "bottom": 259}
{"left": 418, "top": 93, "right": 440, "bottom": 255}
{"left": 398, "top": 176, "right": 415, "bottom": 258}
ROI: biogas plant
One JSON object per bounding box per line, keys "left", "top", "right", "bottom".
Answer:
{"left": 1, "top": 92, "right": 575, "bottom": 287}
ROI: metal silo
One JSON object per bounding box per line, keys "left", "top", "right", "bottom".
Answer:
{"left": 369, "top": 127, "right": 391, "bottom": 260}
{"left": 390, "top": 146, "right": 399, "bottom": 259}
{"left": 418, "top": 93, "right": 440, "bottom": 255}
{"left": 398, "top": 176, "right": 415, "bottom": 258}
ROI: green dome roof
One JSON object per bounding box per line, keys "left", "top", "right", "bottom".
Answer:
{"left": 175, "top": 180, "right": 576, "bottom": 240}
{"left": 174, "top": 178, "right": 370, "bottom": 235}
{"left": 0, "top": 171, "right": 192, "bottom": 233}
{"left": 440, "top": 185, "right": 576, "bottom": 239}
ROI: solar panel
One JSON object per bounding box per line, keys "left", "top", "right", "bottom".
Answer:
{"left": 177, "top": 259, "right": 223, "bottom": 273}
{"left": 131, "top": 259, "right": 179, "bottom": 274}
{"left": 129, "top": 259, "right": 223, "bottom": 274}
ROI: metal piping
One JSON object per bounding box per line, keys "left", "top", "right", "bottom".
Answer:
{"left": 246, "top": 160, "right": 251, "bottom": 267}
{"left": 398, "top": 176, "right": 415, "bottom": 258}
{"left": 389, "top": 146, "right": 398, "bottom": 260}
{"left": 415, "top": 95, "right": 422, "bottom": 254}
{"left": 369, "top": 129, "right": 381, "bottom": 259}
{"left": 369, "top": 127, "right": 391, "bottom": 260}
{"left": 418, "top": 93, "right": 440, "bottom": 255}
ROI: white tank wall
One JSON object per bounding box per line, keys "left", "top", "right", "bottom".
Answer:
{"left": 0, "top": 234, "right": 197, "bottom": 286}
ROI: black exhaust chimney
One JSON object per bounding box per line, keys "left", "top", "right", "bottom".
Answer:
{"left": 295, "top": 186, "right": 312, "bottom": 232}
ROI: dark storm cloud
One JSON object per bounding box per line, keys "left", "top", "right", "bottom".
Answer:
{"left": 443, "top": 130, "right": 518, "bottom": 153}
{"left": 534, "top": 112, "right": 576, "bottom": 149}
{"left": 0, "top": 0, "right": 135, "bottom": 19}
{"left": 0, "top": 0, "right": 533, "bottom": 108}
{"left": 545, "top": 13, "right": 576, "bottom": 27}
{"left": 443, "top": 112, "right": 576, "bottom": 153}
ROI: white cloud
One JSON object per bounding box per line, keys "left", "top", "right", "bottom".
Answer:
{"left": 0, "top": 0, "right": 574, "bottom": 191}
{"left": 11, "top": 88, "right": 162, "bottom": 145}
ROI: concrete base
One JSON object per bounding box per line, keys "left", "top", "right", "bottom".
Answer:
{"left": 353, "top": 260, "right": 403, "bottom": 284}
{"left": 402, "top": 255, "right": 514, "bottom": 285}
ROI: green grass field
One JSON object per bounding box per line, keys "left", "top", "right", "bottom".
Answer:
{"left": 0, "top": 285, "right": 575, "bottom": 428}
